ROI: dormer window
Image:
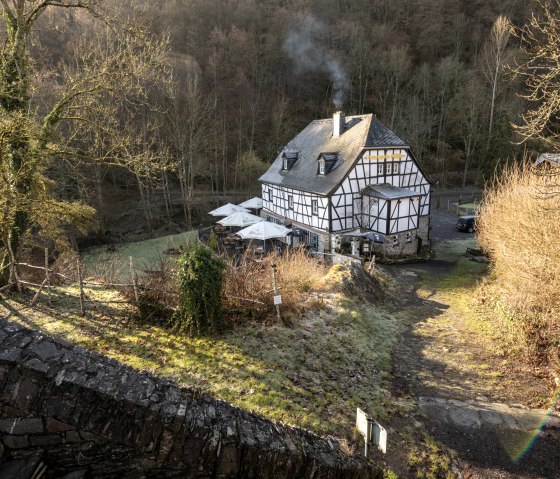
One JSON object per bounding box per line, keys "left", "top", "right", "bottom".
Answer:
{"left": 317, "top": 152, "right": 338, "bottom": 175}
{"left": 282, "top": 150, "right": 299, "bottom": 170}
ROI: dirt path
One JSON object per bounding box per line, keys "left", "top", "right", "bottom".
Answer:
{"left": 386, "top": 210, "right": 560, "bottom": 479}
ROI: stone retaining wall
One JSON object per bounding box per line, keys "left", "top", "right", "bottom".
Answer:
{"left": 0, "top": 318, "right": 381, "bottom": 478}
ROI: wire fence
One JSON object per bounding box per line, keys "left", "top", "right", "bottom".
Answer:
{"left": 0, "top": 247, "right": 179, "bottom": 316}
{"left": 1, "top": 245, "right": 277, "bottom": 317}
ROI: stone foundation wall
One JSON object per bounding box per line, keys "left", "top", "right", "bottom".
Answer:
{"left": 379, "top": 215, "right": 431, "bottom": 257}
{"left": 0, "top": 319, "right": 380, "bottom": 478}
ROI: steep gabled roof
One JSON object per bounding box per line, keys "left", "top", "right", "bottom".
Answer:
{"left": 259, "top": 114, "right": 407, "bottom": 196}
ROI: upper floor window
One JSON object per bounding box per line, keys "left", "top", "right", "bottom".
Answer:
{"left": 317, "top": 152, "right": 338, "bottom": 175}
{"left": 312, "top": 200, "right": 318, "bottom": 215}
{"left": 282, "top": 150, "right": 299, "bottom": 170}
{"left": 379, "top": 162, "right": 401, "bottom": 175}
{"left": 288, "top": 195, "right": 294, "bottom": 210}
{"left": 267, "top": 189, "right": 273, "bottom": 202}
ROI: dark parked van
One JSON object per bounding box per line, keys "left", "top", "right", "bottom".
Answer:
{"left": 456, "top": 215, "right": 476, "bottom": 233}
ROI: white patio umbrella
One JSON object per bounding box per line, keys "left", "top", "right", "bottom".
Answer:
{"left": 236, "top": 221, "right": 291, "bottom": 241}
{"left": 208, "top": 203, "right": 249, "bottom": 217}
{"left": 238, "top": 197, "right": 263, "bottom": 210}
{"left": 217, "top": 211, "right": 264, "bottom": 228}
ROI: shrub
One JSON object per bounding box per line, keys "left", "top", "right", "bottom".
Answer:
{"left": 476, "top": 163, "right": 560, "bottom": 370}
{"left": 173, "top": 243, "right": 226, "bottom": 336}
{"left": 222, "top": 246, "right": 329, "bottom": 321}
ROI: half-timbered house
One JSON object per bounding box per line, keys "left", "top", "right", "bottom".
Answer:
{"left": 259, "top": 112, "right": 432, "bottom": 257}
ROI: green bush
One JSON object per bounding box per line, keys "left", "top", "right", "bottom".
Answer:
{"left": 173, "top": 243, "right": 226, "bottom": 336}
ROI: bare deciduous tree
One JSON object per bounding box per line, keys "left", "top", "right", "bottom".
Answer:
{"left": 0, "top": 0, "right": 169, "bottom": 285}
{"left": 513, "top": 0, "right": 560, "bottom": 153}
{"left": 481, "top": 15, "right": 513, "bottom": 143}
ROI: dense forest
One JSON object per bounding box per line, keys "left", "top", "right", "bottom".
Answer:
{"left": 0, "top": 0, "right": 539, "bottom": 250}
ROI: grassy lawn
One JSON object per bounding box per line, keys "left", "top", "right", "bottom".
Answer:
{"left": 0, "top": 272, "right": 404, "bottom": 442}
{"left": 82, "top": 230, "right": 197, "bottom": 281}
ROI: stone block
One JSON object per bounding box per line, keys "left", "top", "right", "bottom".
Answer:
{"left": 46, "top": 419, "right": 74, "bottom": 433}
{"left": 13, "top": 379, "right": 40, "bottom": 410}
{"left": 0, "top": 417, "right": 43, "bottom": 434}
{"left": 25, "top": 359, "right": 49, "bottom": 374}
{"left": 479, "top": 409, "right": 504, "bottom": 425}
{"left": 2, "top": 435, "right": 30, "bottom": 449}
{"left": 515, "top": 412, "right": 545, "bottom": 431}
{"left": 2, "top": 406, "right": 28, "bottom": 417}
{"left": 65, "top": 431, "right": 82, "bottom": 443}
{"left": 0, "top": 347, "right": 22, "bottom": 362}
{"left": 80, "top": 431, "right": 97, "bottom": 441}
{"left": 30, "top": 434, "right": 63, "bottom": 446}
{"left": 448, "top": 407, "right": 481, "bottom": 429}
{"left": 501, "top": 413, "right": 519, "bottom": 429}
{"left": 33, "top": 341, "right": 60, "bottom": 361}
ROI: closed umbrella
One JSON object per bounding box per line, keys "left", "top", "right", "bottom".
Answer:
{"left": 217, "top": 211, "right": 264, "bottom": 228}
{"left": 208, "top": 203, "right": 249, "bottom": 217}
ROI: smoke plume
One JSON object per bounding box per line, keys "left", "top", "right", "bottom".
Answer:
{"left": 283, "top": 15, "right": 349, "bottom": 109}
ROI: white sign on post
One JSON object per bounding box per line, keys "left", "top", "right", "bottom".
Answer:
{"left": 356, "top": 408, "right": 372, "bottom": 457}
{"left": 273, "top": 295, "right": 282, "bottom": 305}
{"left": 356, "top": 408, "right": 387, "bottom": 456}
{"left": 356, "top": 408, "right": 372, "bottom": 440}
{"left": 373, "top": 421, "right": 387, "bottom": 454}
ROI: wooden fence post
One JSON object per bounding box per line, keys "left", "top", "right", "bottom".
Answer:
{"left": 129, "top": 256, "right": 139, "bottom": 302}
{"left": 45, "top": 248, "right": 51, "bottom": 305}
{"left": 271, "top": 263, "right": 282, "bottom": 323}
{"left": 6, "top": 240, "right": 20, "bottom": 292}
{"left": 77, "top": 259, "right": 85, "bottom": 316}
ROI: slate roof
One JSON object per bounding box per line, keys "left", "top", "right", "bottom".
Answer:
{"left": 362, "top": 184, "right": 422, "bottom": 200}
{"left": 259, "top": 114, "right": 408, "bottom": 196}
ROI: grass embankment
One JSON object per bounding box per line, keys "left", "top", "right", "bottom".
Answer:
{"left": 0, "top": 263, "right": 403, "bottom": 443}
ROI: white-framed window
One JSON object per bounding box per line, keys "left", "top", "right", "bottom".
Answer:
{"left": 377, "top": 163, "right": 384, "bottom": 175}
{"left": 288, "top": 195, "right": 294, "bottom": 210}
{"left": 283, "top": 157, "right": 288, "bottom": 170}
{"left": 386, "top": 163, "right": 393, "bottom": 175}
{"left": 406, "top": 232, "right": 412, "bottom": 243}
{"left": 392, "top": 235, "right": 399, "bottom": 247}
{"left": 267, "top": 189, "right": 273, "bottom": 202}
{"left": 393, "top": 162, "right": 400, "bottom": 174}
{"left": 312, "top": 200, "right": 318, "bottom": 215}
{"left": 319, "top": 161, "right": 325, "bottom": 175}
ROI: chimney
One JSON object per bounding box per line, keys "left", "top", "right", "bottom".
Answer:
{"left": 333, "top": 111, "right": 345, "bottom": 138}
